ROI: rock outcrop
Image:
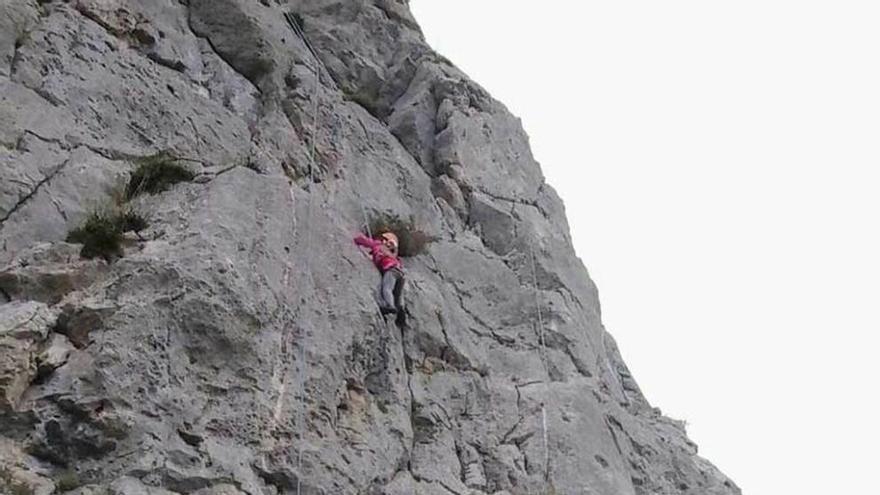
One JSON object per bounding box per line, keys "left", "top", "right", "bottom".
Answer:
{"left": 0, "top": 1, "right": 739, "bottom": 494}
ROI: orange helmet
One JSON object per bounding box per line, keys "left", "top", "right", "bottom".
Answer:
{"left": 380, "top": 232, "right": 399, "bottom": 248}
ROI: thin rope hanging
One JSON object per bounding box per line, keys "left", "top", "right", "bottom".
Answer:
{"left": 285, "top": 12, "right": 335, "bottom": 86}
{"left": 529, "top": 246, "right": 552, "bottom": 486}
{"left": 284, "top": 11, "right": 326, "bottom": 495}
{"left": 296, "top": 55, "right": 321, "bottom": 495}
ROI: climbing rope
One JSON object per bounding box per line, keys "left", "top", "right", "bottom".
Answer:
{"left": 297, "top": 53, "right": 321, "bottom": 495}
{"left": 279, "top": 12, "right": 326, "bottom": 495}
{"left": 288, "top": 11, "right": 385, "bottom": 337}
{"left": 529, "top": 246, "right": 552, "bottom": 486}
{"left": 360, "top": 203, "right": 373, "bottom": 239}
{"left": 284, "top": 12, "right": 336, "bottom": 86}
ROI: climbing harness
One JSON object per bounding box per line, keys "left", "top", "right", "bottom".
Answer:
{"left": 529, "top": 246, "right": 552, "bottom": 487}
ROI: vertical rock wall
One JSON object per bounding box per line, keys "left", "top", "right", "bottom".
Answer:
{"left": 0, "top": 1, "right": 739, "bottom": 494}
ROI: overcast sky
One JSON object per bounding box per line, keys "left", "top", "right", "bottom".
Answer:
{"left": 410, "top": 2, "right": 880, "bottom": 494}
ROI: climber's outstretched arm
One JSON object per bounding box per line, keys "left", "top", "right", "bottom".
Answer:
{"left": 354, "top": 234, "right": 381, "bottom": 250}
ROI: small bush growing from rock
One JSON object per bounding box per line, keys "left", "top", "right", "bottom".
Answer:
{"left": 117, "top": 209, "right": 148, "bottom": 233}
{"left": 367, "top": 213, "right": 434, "bottom": 257}
{"left": 66, "top": 211, "right": 124, "bottom": 261}
{"left": 125, "top": 152, "right": 195, "bottom": 200}
{"left": 66, "top": 208, "right": 148, "bottom": 261}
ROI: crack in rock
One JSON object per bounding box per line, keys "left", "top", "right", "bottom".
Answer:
{"left": 0, "top": 155, "right": 71, "bottom": 227}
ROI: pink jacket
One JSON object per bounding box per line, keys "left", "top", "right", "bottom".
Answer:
{"left": 354, "top": 234, "right": 402, "bottom": 272}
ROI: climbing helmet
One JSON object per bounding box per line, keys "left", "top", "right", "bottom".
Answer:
{"left": 380, "top": 232, "right": 399, "bottom": 248}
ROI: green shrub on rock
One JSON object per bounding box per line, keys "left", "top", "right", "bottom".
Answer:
{"left": 367, "top": 212, "right": 434, "bottom": 257}
{"left": 125, "top": 153, "right": 195, "bottom": 200}
{"left": 66, "top": 208, "right": 148, "bottom": 261}
{"left": 66, "top": 211, "right": 124, "bottom": 261}
{"left": 117, "top": 209, "right": 149, "bottom": 234}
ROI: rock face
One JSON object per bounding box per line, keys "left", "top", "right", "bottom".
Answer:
{"left": 0, "top": 1, "right": 740, "bottom": 494}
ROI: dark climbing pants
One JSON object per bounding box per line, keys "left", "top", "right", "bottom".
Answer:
{"left": 378, "top": 267, "right": 405, "bottom": 312}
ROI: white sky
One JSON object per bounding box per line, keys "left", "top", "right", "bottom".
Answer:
{"left": 410, "top": 2, "right": 880, "bottom": 494}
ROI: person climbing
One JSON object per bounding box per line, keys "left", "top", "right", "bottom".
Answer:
{"left": 354, "top": 231, "right": 406, "bottom": 325}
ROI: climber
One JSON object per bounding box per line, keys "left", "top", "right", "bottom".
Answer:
{"left": 354, "top": 231, "right": 406, "bottom": 325}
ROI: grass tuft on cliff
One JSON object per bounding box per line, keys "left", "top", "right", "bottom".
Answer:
{"left": 125, "top": 152, "right": 195, "bottom": 200}
{"left": 66, "top": 208, "right": 148, "bottom": 261}
{"left": 367, "top": 212, "right": 434, "bottom": 257}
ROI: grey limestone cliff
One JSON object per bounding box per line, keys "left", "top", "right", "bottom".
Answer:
{"left": 0, "top": 1, "right": 740, "bottom": 494}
